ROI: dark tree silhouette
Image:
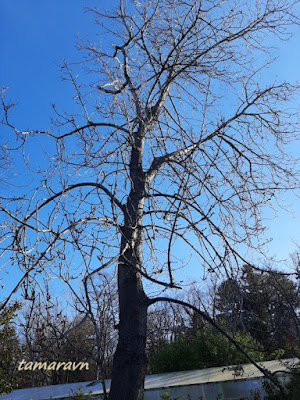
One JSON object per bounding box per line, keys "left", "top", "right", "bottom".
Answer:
{"left": 214, "top": 265, "right": 300, "bottom": 353}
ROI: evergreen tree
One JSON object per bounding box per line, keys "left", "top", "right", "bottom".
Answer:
{"left": 214, "top": 266, "right": 300, "bottom": 354}
{"left": 0, "top": 302, "right": 21, "bottom": 394}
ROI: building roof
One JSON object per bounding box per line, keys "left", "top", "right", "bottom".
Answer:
{"left": 2, "top": 358, "right": 298, "bottom": 400}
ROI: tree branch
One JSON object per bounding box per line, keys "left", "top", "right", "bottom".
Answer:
{"left": 147, "top": 296, "right": 286, "bottom": 395}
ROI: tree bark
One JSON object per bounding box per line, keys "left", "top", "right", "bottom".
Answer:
{"left": 109, "top": 219, "right": 148, "bottom": 400}
{"left": 109, "top": 260, "right": 147, "bottom": 400}
{"left": 109, "top": 128, "right": 148, "bottom": 399}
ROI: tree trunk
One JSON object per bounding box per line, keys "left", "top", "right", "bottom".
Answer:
{"left": 109, "top": 230, "right": 148, "bottom": 400}
{"left": 109, "top": 135, "right": 148, "bottom": 399}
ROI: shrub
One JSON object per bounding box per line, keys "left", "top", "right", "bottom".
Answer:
{"left": 150, "top": 327, "right": 265, "bottom": 373}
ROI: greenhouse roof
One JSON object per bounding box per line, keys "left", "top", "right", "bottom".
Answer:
{"left": 1, "top": 358, "right": 298, "bottom": 400}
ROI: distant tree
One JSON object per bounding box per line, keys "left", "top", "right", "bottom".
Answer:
{"left": 214, "top": 265, "right": 300, "bottom": 354}
{"left": 147, "top": 303, "right": 176, "bottom": 357}
{"left": 147, "top": 301, "right": 190, "bottom": 357}
{"left": 0, "top": 302, "right": 21, "bottom": 394}
{"left": 147, "top": 285, "right": 214, "bottom": 361}
{"left": 18, "top": 282, "right": 116, "bottom": 389}
{"left": 15, "top": 286, "right": 94, "bottom": 387}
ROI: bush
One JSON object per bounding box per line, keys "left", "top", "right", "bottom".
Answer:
{"left": 70, "top": 386, "right": 94, "bottom": 399}
{"left": 160, "top": 388, "right": 180, "bottom": 400}
{"left": 160, "top": 389, "right": 222, "bottom": 400}
{"left": 150, "top": 327, "right": 265, "bottom": 373}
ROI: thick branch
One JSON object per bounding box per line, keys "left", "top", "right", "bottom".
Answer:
{"left": 19, "top": 182, "right": 125, "bottom": 227}
{"left": 147, "top": 296, "right": 286, "bottom": 395}
{"left": 145, "top": 85, "right": 282, "bottom": 182}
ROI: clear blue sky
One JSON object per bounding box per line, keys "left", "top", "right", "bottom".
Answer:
{"left": 1, "top": 0, "right": 300, "bottom": 282}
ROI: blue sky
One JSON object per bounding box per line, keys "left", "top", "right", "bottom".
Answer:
{"left": 1, "top": 1, "right": 101, "bottom": 127}
{"left": 1, "top": 0, "right": 300, "bottom": 295}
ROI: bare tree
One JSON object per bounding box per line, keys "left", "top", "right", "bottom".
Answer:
{"left": 16, "top": 273, "right": 117, "bottom": 395}
{"left": 1, "top": 0, "right": 300, "bottom": 399}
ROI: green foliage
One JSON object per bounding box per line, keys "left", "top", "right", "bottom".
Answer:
{"left": 70, "top": 386, "right": 94, "bottom": 399}
{"left": 0, "top": 302, "right": 21, "bottom": 394}
{"left": 160, "top": 388, "right": 222, "bottom": 400}
{"left": 268, "top": 348, "right": 285, "bottom": 361}
{"left": 160, "top": 390, "right": 222, "bottom": 400}
{"left": 150, "top": 327, "right": 265, "bottom": 373}
{"left": 160, "top": 388, "right": 180, "bottom": 400}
